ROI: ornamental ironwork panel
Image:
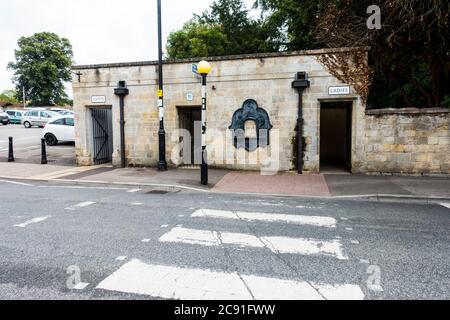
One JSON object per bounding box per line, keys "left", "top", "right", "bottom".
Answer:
{"left": 229, "top": 99, "right": 273, "bottom": 152}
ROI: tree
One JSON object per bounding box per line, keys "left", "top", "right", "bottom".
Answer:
{"left": 167, "top": 20, "right": 230, "bottom": 59}
{"left": 167, "top": 0, "right": 278, "bottom": 59}
{"left": 314, "top": 0, "right": 450, "bottom": 108}
{"left": 198, "top": 0, "right": 278, "bottom": 54}
{"left": 8, "top": 32, "right": 73, "bottom": 106}
{"left": 0, "top": 89, "right": 19, "bottom": 103}
{"left": 255, "top": 0, "right": 322, "bottom": 50}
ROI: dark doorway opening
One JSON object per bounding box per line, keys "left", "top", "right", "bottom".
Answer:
{"left": 91, "top": 107, "right": 113, "bottom": 165}
{"left": 320, "top": 101, "right": 352, "bottom": 173}
{"left": 178, "top": 107, "right": 202, "bottom": 166}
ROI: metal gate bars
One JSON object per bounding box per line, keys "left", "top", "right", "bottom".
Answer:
{"left": 91, "top": 108, "right": 112, "bottom": 165}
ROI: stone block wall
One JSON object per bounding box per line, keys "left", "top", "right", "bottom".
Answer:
{"left": 360, "top": 108, "right": 450, "bottom": 174}
{"left": 73, "top": 49, "right": 363, "bottom": 172}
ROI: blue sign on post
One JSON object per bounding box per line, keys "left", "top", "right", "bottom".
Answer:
{"left": 192, "top": 64, "right": 201, "bottom": 79}
{"left": 192, "top": 64, "right": 198, "bottom": 74}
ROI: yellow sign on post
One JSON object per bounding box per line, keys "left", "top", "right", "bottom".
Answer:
{"left": 157, "top": 90, "right": 163, "bottom": 97}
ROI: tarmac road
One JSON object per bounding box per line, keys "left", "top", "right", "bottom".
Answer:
{"left": 0, "top": 179, "right": 448, "bottom": 300}
{"left": 0, "top": 124, "right": 75, "bottom": 166}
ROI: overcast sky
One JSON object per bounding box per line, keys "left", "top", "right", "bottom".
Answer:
{"left": 0, "top": 0, "right": 256, "bottom": 97}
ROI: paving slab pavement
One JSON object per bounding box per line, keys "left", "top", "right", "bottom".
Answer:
{"left": 325, "top": 174, "right": 450, "bottom": 198}
{"left": 212, "top": 171, "right": 331, "bottom": 197}
{"left": 0, "top": 161, "right": 449, "bottom": 200}
{"left": 63, "top": 167, "right": 229, "bottom": 188}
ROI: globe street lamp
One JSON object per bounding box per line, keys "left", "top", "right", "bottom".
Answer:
{"left": 198, "top": 60, "right": 211, "bottom": 185}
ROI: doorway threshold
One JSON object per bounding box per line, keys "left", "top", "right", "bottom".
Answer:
{"left": 320, "top": 164, "right": 351, "bottom": 175}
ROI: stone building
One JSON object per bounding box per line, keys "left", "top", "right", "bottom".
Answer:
{"left": 72, "top": 48, "right": 449, "bottom": 175}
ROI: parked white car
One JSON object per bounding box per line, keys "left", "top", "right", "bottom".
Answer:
{"left": 42, "top": 116, "right": 75, "bottom": 146}
{"left": 51, "top": 108, "right": 74, "bottom": 115}
{"left": 22, "top": 110, "right": 60, "bottom": 128}
{"left": 0, "top": 110, "right": 9, "bottom": 125}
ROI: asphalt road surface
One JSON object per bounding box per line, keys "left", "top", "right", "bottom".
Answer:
{"left": 0, "top": 124, "right": 74, "bottom": 166}
{"left": 0, "top": 179, "right": 449, "bottom": 300}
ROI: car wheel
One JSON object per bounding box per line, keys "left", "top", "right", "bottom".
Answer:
{"left": 1, "top": 121, "right": 8, "bottom": 125}
{"left": 24, "top": 121, "right": 31, "bottom": 128}
{"left": 45, "top": 133, "right": 58, "bottom": 146}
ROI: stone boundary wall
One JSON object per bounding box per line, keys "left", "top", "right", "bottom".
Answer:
{"left": 360, "top": 108, "right": 449, "bottom": 174}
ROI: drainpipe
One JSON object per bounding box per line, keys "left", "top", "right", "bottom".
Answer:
{"left": 114, "top": 81, "right": 129, "bottom": 168}
{"left": 292, "top": 72, "right": 310, "bottom": 174}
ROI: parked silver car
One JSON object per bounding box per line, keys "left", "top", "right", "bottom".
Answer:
{"left": 21, "top": 110, "right": 60, "bottom": 128}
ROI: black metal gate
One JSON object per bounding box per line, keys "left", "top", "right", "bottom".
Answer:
{"left": 91, "top": 108, "right": 113, "bottom": 165}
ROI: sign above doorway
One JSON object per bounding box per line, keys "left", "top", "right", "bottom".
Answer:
{"left": 328, "top": 86, "right": 350, "bottom": 95}
{"left": 91, "top": 95, "right": 106, "bottom": 103}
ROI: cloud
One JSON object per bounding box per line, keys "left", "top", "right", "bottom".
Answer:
{"left": 0, "top": 0, "right": 256, "bottom": 97}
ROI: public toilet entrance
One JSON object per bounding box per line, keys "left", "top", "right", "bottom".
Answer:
{"left": 91, "top": 107, "right": 113, "bottom": 165}
{"left": 320, "top": 101, "right": 353, "bottom": 173}
{"left": 178, "top": 107, "right": 202, "bottom": 166}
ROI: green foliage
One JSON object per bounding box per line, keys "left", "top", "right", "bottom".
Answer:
{"left": 167, "top": 21, "right": 230, "bottom": 59}
{"left": 166, "top": 0, "right": 279, "bottom": 59}
{"left": 0, "top": 89, "right": 19, "bottom": 103}
{"left": 255, "top": 0, "right": 322, "bottom": 50}
{"left": 8, "top": 32, "right": 73, "bottom": 106}
{"left": 168, "top": 0, "right": 449, "bottom": 108}
{"left": 442, "top": 96, "right": 450, "bottom": 108}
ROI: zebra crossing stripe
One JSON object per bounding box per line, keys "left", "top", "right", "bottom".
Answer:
{"left": 159, "top": 227, "right": 348, "bottom": 260}
{"left": 191, "top": 209, "right": 337, "bottom": 228}
{"left": 439, "top": 203, "right": 450, "bottom": 209}
{"left": 14, "top": 216, "right": 51, "bottom": 228}
{"left": 96, "top": 259, "right": 364, "bottom": 300}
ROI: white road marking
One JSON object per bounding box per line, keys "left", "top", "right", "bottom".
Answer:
{"left": 14, "top": 216, "right": 51, "bottom": 228}
{"left": 192, "top": 209, "right": 337, "bottom": 228}
{"left": 131, "top": 202, "right": 143, "bottom": 206}
{"left": 127, "top": 189, "right": 141, "bottom": 193}
{"left": 66, "top": 201, "right": 97, "bottom": 210}
{"left": 345, "top": 227, "right": 353, "bottom": 231}
{"left": 116, "top": 256, "right": 127, "bottom": 261}
{"left": 141, "top": 239, "right": 150, "bottom": 243}
{"left": 39, "top": 186, "right": 127, "bottom": 190}
{"left": 178, "top": 215, "right": 185, "bottom": 217}
{"left": 296, "top": 205, "right": 322, "bottom": 209}
{"left": 359, "top": 259, "right": 370, "bottom": 264}
{"left": 0, "top": 179, "right": 33, "bottom": 187}
{"left": 96, "top": 260, "right": 364, "bottom": 300}
{"left": 76, "top": 201, "right": 96, "bottom": 207}
{"left": 350, "top": 240, "right": 360, "bottom": 245}
{"left": 439, "top": 203, "right": 450, "bottom": 209}
{"left": 340, "top": 217, "right": 348, "bottom": 221}
{"left": 161, "top": 225, "right": 169, "bottom": 228}
{"left": 261, "top": 202, "right": 283, "bottom": 207}
{"left": 73, "top": 282, "right": 89, "bottom": 290}
{"left": 159, "top": 227, "right": 348, "bottom": 260}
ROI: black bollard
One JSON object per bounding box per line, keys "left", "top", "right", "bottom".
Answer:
{"left": 41, "top": 138, "right": 48, "bottom": 165}
{"left": 8, "top": 137, "right": 14, "bottom": 162}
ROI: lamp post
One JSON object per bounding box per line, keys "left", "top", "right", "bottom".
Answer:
{"left": 198, "top": 60, "right": 211, "bottom": 185}
{"left": 292, "top": 72, "right": 310, "bottom": 174}
{"left": 114, "top": 81, "right": 129, "bottom": 168}
{"left": 157, "top": 0, "right": 167, "bottom": 171}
